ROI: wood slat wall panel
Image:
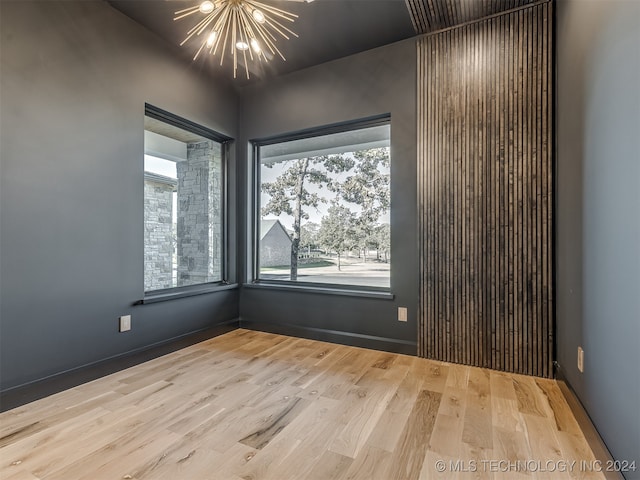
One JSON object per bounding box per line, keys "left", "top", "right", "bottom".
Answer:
{"left": 417, "top": 2, "right": 553, "bottom": 377}
{"left": 405, "top": 0, "right": 538, "bottom": 34}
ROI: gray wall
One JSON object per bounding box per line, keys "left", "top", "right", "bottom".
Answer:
{"left": 239, "top": 39, "right": 418, "bottom": 352}
{"left": 0, "top": 0, "right": 239, "bottom": 392}
{"left": 557, "top": 0, "right": 640, "bottom": 472}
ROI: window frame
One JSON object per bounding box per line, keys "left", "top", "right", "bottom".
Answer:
{"left": 143, "top": 104, "right": 234, "bottom": 302}
{"left": 251, "top": 114, "right": 392, "bottom": 296}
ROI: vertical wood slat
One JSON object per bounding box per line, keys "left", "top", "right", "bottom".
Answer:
{"left": 405, "top": 0, "right": 540, "bottom": 34}
{"left": 416, "top": 2, "right": 553, "bottom": 377}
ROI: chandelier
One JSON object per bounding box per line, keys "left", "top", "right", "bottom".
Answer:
{"left": 175, "top": 0, "right": 299, "bottom": 79}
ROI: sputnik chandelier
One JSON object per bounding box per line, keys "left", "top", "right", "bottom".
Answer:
{"left": 174, "top": 0, "right": 298, "bottom": 79}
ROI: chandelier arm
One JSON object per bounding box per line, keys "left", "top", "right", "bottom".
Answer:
{"left": 180, "top": 26, "right": 204, "bottom": 46}
{"left": 264, "top": 17, "right": 298, "bottom": 40}
{"left": 184, "top": 11, "right": 218, "bottom": 38}
{"left": 268, "top": 42, "right": 286, "bottom": 61}
{"left": 239, "top": 12, "right": 254, "bottom": 61}
{"left": 252, "top": 22, "right": 281, "bottom": 56}
{"left": 193, "top": 39, "right": 208, "bottom": 60}
{"left": 238, "top": 13, "right": 256, "bottom": 61}
{"left": 210, "top": 9, "right": 230, "bottom": 57}
{"left": 232, "top": 9, "right": 239, "bottom": 77}
{"left": 252, "top": 18, "right": 278, "bottom": 43}
{"left": 195, "top": 13, "right": 220, "bottom": 36}
{"left": 218, "top": 8, "right": 232, "bottom": 66}
{"left": 241, "top": 38, "right": 250, "bottom": 79}
{"left": 174, "top": 6, "right": 201, "bottom": 21}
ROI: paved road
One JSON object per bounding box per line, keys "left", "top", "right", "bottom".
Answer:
{"left": 260, "top": 261, "right": 390, "bottom": 288}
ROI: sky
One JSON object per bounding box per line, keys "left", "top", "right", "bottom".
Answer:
{"left": 260, "top": 151, "right": 390, "bottom": 231}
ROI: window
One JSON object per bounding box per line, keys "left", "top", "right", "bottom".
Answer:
{"left": 255, "top": 117, "right": 391, "bottom": 289}
{"left": 144, "top": 105, "right": 229, "bottom": 293}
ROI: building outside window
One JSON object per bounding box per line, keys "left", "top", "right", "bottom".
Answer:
{"left": 255, "top": 118, "right": 391, "bottom": 289}
{"left": 143, "top": 106, "right": 227, "bottom": 293}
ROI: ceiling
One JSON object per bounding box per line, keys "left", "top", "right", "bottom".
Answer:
{"left": 107, "top": 0, "right": 417, "bottom": 84}
{"left": 107, "top": 0, "right": 539, "bottom": 85}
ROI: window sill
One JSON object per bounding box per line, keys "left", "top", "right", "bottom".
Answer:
{"left": 140, "top": 283, "right": 239, "bottom": 304}
{"left": 242, "top": 282, "right": 394, "bottom": 300}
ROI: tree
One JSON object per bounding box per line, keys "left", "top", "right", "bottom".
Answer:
{"left": 375, "top": 223, "right": 391, "bottom": 262}
{"left": 336, "top": 148, "right": 390, "bottom": 262}
{"left": 317, "top": 203, "right": 356, "bottom": 271}
{"left": 300, "top": 222, "right": 320, "bottom": 253}
{"left": 261, "top": 155, "right": 351, "bottom": 280}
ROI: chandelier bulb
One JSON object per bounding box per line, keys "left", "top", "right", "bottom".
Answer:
{"left": 250, "top": 38, "right": 261, "bottom": 53}
{"left": 199, "top": 1, "right": 214, "bottom": 14}
{"left": 206, "top": 30, "right": 217, "bottom": 48}
{"left": 252, "top": 9, "right": 266, "bottom": 24}
{"left": 236, "top": 41, "right": 249, "bottom": 51}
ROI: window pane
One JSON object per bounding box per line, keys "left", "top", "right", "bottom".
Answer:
{"left": 258, "top": 122, "right": 390, "bottom": 288}
{"left": 144, "top": 116, "right": 223, "bottom": 292}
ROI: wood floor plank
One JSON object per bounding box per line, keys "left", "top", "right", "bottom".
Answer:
{"left": 462, "top": 404, "right": 494, "bottom": 450}
{"left": 489, "top": 371, "right": 519, "bottom": 400}
{"left": 291, "top": 347, "right": 351, "bottom": 390}
{"left": 239, "top": 396, "right": 309, "bottom": 449}
{"left": 365, "top": 408, "right": 412, "bottom": 453}
{"left": 328, "top": 383, "right": 395, "bottom": 458}
{"left": 459, "top": 442, "right": 494, "bottom": 480}
{"left": 445, "top": 363, "right": 470, "bottom": 389}
{"left": 513, "top": 375, "right": 550, "bottom": 417}
{"left": 556, "top": 431, "right": 606, "bottom": 480}
{"left": 492, "top": 426, "right": 532, "bottom": 465}
{"left": 2, "top": 404, "right": 147, "bottom": 477}
{"left": 438, "top": 386, "right": 467, "bottom": 418}
{"left": 131, "top": 445, "right": 224, "bottom": 480}
{"left": 2, "top": 468, "right": 41, "bottom": 480}
{"left": 305, "top": 450, "right": 353, "bottom": 480}
{"left": 341, "top": 445, "right": 392, "bottom": 480}
{"left": 420, "top": 451, "right": 461, "bottom": 480}
{"left": 387, "top": 389, "right": 441, "bottom": 480}
{"left": 0, "top": 406, "right": 112, "bottom": 464}
{"left": 387, "top": 361, "right": 424, "bottom": 413}
{"left": 522, "top": 413, "right": 572, "bottom": 480}
{"left": 0, "top": 330, "right": 606, "bottom": 480}
{"left": 207, "top": 442, "right": 258, "bottom": 479}
{"left": 268, "top": 420, "right": 344, "bottom": 480}
{"left": 238, "top": 396, "right": 340, "bottom": 479}
{"left": 467, "top": 367, "right": 491, "bottom": 408}
{"left": 463, "top": 368, "right": 493, "bottom": 450}
{"left": 491, "top": 395, "right": 524, "bottom": 432}
{"left": 420, "top": 362, "right": 450, "bottom": 393}
{"left": 428, "top": 413, "right": 464, "bottom": 457}
{"left": 51, "top": 429, "right": 181, "bottom": 480}
{"left": 535, "top": 378, "right": 582, "bottom": 435}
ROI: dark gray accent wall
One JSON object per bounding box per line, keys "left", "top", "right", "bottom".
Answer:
{"left": 557, "top": 0, "right": 640, "bottom": 472}
{"left": 239, "top": 39, "right": 418, "bottom": 351}
{"left": 0, "top": 0, "right": 239, "bottom": 392}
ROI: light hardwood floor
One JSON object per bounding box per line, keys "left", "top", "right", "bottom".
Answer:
{"left": 0, "top": 329, "right": 604, "bottom": 479}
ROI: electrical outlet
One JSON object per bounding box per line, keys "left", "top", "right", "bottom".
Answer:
{"left": 398, "top": 307, "right": 408, "bottom": 322}
{"left": 577, "top": 346, "right": 584, "bottom": 373}
{"left": 119, "top": 315, "right": 131, "bottom": 332}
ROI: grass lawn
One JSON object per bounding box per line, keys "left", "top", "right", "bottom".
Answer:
{"left": 261, "top": 259, "right": 335, "bottom": 271}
